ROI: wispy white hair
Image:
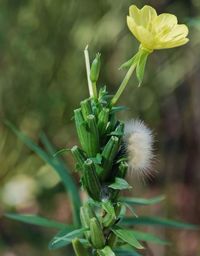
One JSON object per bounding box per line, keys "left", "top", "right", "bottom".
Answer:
{"left": 124, "top": 119, "right": 154, "bottom": 178}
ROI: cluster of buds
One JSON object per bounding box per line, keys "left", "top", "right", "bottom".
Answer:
{"left": 71, "top": 66, "right": 128, "bottom": 202}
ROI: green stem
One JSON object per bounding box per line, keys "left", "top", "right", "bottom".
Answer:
{"left": 92, "top": 81, "right": 98, "bottom": 98}
{"left": 111, "top": 63, "right": 136, "bottom": 105}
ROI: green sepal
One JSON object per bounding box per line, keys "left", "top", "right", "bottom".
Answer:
{"left": 136, "top": 48, "right": 150, "bottom": 86}
{"left": 119, "top": 53, "right": 139, "bottom": 70}
{"left": 90, "top": 217, "right": 105, "bottom": 249}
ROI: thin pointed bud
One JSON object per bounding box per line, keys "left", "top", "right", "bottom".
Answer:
{"left": 86, "top": 114, "right": 100, "bottom": 157}
{"left": 72, "top": 238, "right": 88, "bottom": 256}
{"left": 90, "top": 53, "right": 101, "bottom": 83}
{"left": 74, "top": 108, "right": 88, "bottom": 151}
{"left": 101, "top": 136, "right": 119, "bottom": 180}
{"left": 90, "top": 217, "right": 105, "bottom": 249}
{"left": 83, "top": 159, "right": 101, "bottom": 201}
{"left": 80, "top": 98, "right": 93, "bottom": 121}
{"left": 97, "top": 108, "right": 110, "bottom": 136}
{"left": 71, "top": 145, "right": 86, "bottom": 172}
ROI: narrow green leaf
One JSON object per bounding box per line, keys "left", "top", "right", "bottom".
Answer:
{"left": 5, "top": 213, "right": 68, "bottom": 229}
{"left": 49, "top": 228, "right": 88, "bottom": 250}
{"left": 109, "top": 178, "right": 132, "bottom": 190}
{"left": 121, "top": 195, "right": 165, "bottom": 206}
{"left": 132, "top": 230, "right": 169, "bottom": 245}
{"left": 97, "top": 246, "right": 116, "bottom": 256}
{"left": 121, "top": 216, "right": 199, "bottom": 229}
{"left": 5, "top": 121, "right": 81, "bottom": 227}
{"left": 111, "top": 228, "right": 143, "bottom": 249}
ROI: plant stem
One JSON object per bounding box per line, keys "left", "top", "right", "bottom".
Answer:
{"left": 111, "top": 63, "right": 136, "bottom": 105}
{"left": 92, "top": 81, "right": 98, "bottom": 98}
{"left": 84, "top": 45, "right": 93, "bottom": 97}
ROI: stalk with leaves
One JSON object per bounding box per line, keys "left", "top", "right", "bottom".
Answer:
{"left": 5, "top": 4, "right": 198, "bottom": 256}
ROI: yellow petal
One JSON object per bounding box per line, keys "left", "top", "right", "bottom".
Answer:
{"left": 140, "top": 5, "right": 157, "bottom": 28}
{"left": 162, "top": 24, "right": 189, "bottom": 41}
{"left": 127, "top": 16, "right": 141, "bottom": 42}
{"left": 136, "top": 26, "right": 155, "bottom": 50}
{"left": 129, "top": 5, "right": 157, "bottom": 29}
{"left": 155, "top": 38, "right": 189, "bottom": 49}
{"left": 154, "top": 13, "right": 178, "bottom": 31}
{"left": 129, "top": 5, "right": 141, "bottom": 26}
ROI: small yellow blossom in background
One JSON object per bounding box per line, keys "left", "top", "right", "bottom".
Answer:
{"left": 127, "top": 5, "right": 189, "bottom": 51}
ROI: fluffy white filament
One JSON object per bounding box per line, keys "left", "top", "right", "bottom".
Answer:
{"left": 124, "top": 119, "right": 154, "bottom": 178}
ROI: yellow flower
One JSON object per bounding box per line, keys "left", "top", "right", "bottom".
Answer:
{"left": 127, "top": 5, "right": 189, "bottom": 51}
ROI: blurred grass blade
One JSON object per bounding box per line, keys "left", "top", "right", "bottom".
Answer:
{"left": 132, "top": 230, "right": 170, "bottom": 245}
{"left": 121, "top": 216, "right": 199, "bottom": 229}
{"left": 49, "top": 227, "right": 88, "bottom": 250}
{"left": 5, "top": 213, "right": 68, "bottom": 229}
{"left": 121, "top": 195, "right": 165, "bottom": 206}
{"left": 5, "top": 121, "right": 81, "bottom": 227}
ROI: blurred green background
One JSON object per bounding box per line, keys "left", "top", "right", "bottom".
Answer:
{"left": 0, "top": 0, "right": 200, "bottom": 255}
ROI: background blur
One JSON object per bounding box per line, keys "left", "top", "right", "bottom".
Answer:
{"left": 0, "top": 0, "right": 200, "bottom": 255}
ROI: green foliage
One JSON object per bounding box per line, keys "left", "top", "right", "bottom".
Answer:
{"left": 5, "top": 121, "right": 81, "bottom": 227}
{"left": 5, "top": 213, "right": 68, "bottom": 229}
{"left": 121, "top": 195, "right": 165, "bottom": 206}
{"left": 122, "top": 216, "right": 199, "bottom": 229}
{"left": 49, "top": 228, "right": 88, "bottom": 250}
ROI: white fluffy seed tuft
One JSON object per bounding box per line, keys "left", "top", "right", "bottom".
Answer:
{"left": 124, "top": 119, "right": 154, "bottom": 178}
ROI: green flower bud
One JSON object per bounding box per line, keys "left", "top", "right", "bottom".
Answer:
{"left": 83, "top": 159, "right": 101, "bottom": 201}
{"left": 72, "top": 238, "right": 88, "bottom": 256}
{"left": 90, "top": 53, "right": 101, "bottom": 83}
{"left": 100, "top": 136, "right": 119, "bottom": 180}
{"left": 80, "top": 98, "right": 93, "bottom": 121}
{"left": 86, "top": 114, "right": 100, "bottom": 157}
{"left": 97, "top": 108, "right": 110, "bottom": 136}
{"left": 90, "top": 217, "right": 105, "bottom": 249}
{"left": 71, "top": 146, "right": 86, "bottom": 172}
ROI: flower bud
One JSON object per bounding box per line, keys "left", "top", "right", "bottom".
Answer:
{"left": 72, "top": 238, "right": 88, "bottom": 256}
{"left": 90, "top": 53, "right": 101, "bottom": 83}
{"left": 90, "top": 217, "right": 105, "bottom": 249}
